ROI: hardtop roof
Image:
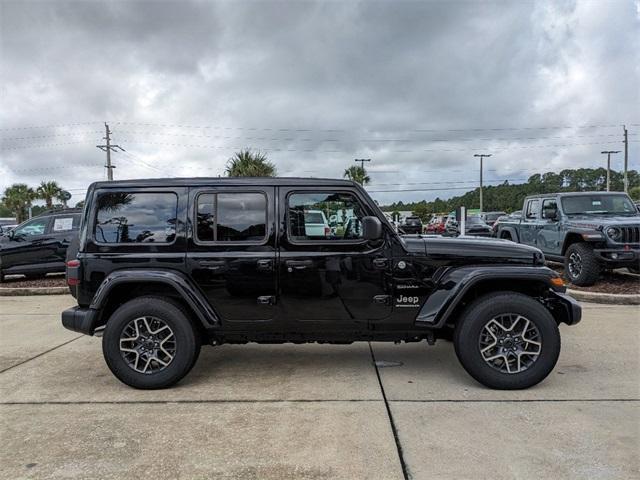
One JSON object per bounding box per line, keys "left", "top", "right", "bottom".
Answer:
{"left": 89, "top": 177, "right": 358, "bottom": 189}
{"left": 524, "top": 191, "right": 632, "bottom": 200}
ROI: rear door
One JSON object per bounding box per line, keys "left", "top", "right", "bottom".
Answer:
{"left": 278, "top": 187, "right": 392, "bottom": 331}
{"left": 187, "top": 186, "right": 278, "bottom": 329}
{"left": 46, "top": 213, "right": 81, "bottom": 265}
{"left": 1, "top": 216, "right": 52, "bottom": 273}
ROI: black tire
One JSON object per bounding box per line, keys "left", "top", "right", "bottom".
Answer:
{"left": 454, "top": 292, "right": 561, "bottom": 390}
{"left": 564, "top": 243, "right": 600, "bottom": 286}
{"left": 102, "top": 296, "right": 201, "bottom": 389}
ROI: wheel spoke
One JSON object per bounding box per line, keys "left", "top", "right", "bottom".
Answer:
{"left": 119, "top": 316, "right": 176, "bottom": 375}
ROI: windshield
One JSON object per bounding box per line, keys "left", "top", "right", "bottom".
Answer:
{"left": 467, "top": 216, "right": 485, "bottom": 225}
{"left": 304, "top": 212, "right": 325, "bottom": 223}
{"left": 561, "top": 195, "right": 637, "bottom": 215}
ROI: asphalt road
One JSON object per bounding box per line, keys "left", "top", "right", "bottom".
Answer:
{"left": 0, "top": 295, "right": 638, "bottom": 479}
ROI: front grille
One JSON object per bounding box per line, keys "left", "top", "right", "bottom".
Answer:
{"left": 618, "top": 226, "right": 640, "bottom": 244}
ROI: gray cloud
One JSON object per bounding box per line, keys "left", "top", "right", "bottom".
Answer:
{"left": 1, "top": 0, "right": 638, "bottom": 205}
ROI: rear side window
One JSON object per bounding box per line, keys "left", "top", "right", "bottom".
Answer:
{"left": 196, "top": 192, "right": 267, "bottom": 242}
{"left": 525, "top": 200, "right": 540, "bottom": 219}
{"left": 52, "top": 214, "right": 80, "bottom": 232}
{"left": 94, "top": 192, "right": 177, "bottom": 244}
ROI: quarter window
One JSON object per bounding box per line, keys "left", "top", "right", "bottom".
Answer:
{"left": 94, "top": 192, "right": 177, "bottom": 244}
{"left": 196, "top": 192, "right": 267, "bottom": 242}
{"left": 288, "top": 192, "right": 366, "bottom": 241}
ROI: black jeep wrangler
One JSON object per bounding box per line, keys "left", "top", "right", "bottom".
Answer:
{"left": 62, "top": 178, "right": 581, "bottom": 390}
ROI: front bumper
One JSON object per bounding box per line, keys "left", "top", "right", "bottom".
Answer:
{"left": 62, "top": 306, "right": 100, "bottom": 335}
{"left": 594, "top": 247, "right": 640, "bottom": 266}
{"left": 548, "top": 291, "right": 582, "bottom": 326}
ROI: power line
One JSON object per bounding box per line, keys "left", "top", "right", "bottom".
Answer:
{"left": 0, "top": 122, "right": 102, "bottom": 131}
{"left": 0, "top": 131, "right": 102, "bottom": 141}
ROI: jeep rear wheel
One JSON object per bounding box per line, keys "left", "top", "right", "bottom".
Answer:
{"left": 454, "top": 292, "right": 560, "bottom": 390}
{"left": 564, "top": 243, "right": 600, "bottom": 286}
{"left": 102, "top": 296, "right": 200, "bottom": 389}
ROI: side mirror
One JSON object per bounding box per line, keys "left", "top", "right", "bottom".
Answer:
{"left": 362, "top": 216, "right": 383, "bottom": 240}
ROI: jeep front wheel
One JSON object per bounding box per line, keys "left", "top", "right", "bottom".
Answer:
{"left": 102, "top": 296, "right": 200, "bottom": 389}
{"left": 454, "top": 292, "right": 561, "bottom": 390}
{"left": 564, "top": 243, "right": 600, "bottom": 286}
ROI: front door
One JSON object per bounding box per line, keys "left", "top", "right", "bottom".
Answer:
{"left": 278, "top": 187, "right": 392, "bottom": 331}
{"left": 187, "top": 187, "right": 278, "bottom": 329}
{"left": 521, "top": 198, "right": 541, "bottom": 247}
{"left": 537, "top": 198, "right": 562, "bottom": 254}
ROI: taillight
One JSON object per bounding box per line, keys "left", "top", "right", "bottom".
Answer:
{"left": 324, "top": 226, "right": 331, "bottom": 236}
{"left": 66, "top": 259, "right": 80, "bottom": 286}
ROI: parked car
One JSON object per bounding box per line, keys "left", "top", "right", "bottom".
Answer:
{"left": 426, "top": 215, "right": 446, "bottom": 234}
{"left": 445, "top": 215, "right": 493, "bottom": 237}
{"left": 302, "top": 210, "right": 330, "bottom": 238}
{"left": 62, "top": 177, "right": 580, "bottom": 390}
{"left": 0, "top": 209, "right": 81, "bottom": 281}
{"left": 495, "top": 192, "right": 640, "bottom": 285}
{"left": 0, "top": 224, "right": 18, "bottom": 236}
{"left": 480, "top": 211, "right": 507, "bottom": 227}
{"left": 401, "top": 215, "right": 423, "bottom": 234}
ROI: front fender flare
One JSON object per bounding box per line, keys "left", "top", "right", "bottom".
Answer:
{"left": 90, "top": 269, "right": 219, "bottom": 328}
{"left": 415, "top": 266, "right": 562, "bottom": 328}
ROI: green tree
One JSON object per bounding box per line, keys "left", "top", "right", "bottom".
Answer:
{"left": 225, "top": 149, "right": 276, "bottom": 177}
{"left": 36, "top": 181, "right": 64, "bottom": 208}
{"left": 1, "top": 184, "right": 36, "bottom": 223}
{"left": 343, "top": 165, "right": 370, "bottom": 186}
{"left": 629, "top": 186, "right": 640, "bottom": 201}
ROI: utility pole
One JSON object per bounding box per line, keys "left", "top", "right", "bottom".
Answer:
{"left": 473, "top": 153, "right": 492, "bottom": 213}
{"left": 354, "top": 158, "right": 371, "bottom": 170}
{"left": 601, "top": 150, "right": 620, "bottom": 192}
{"left": 96, "top": 123, "right": 124, "bottom": 181}
{"left": 623, "top": 125, "right": 629, "bottom": 193}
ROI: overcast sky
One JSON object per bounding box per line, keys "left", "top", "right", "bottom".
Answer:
{"left": 1, "top": 0, "right": 639, "bottom": 206}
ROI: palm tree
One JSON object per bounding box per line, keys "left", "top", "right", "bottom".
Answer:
{"left": 36, "top": 181, "right": 63, "bottom": 208}
{"left": 225, "top": 149, "right": 277, "bottom": 177}
{"left": 1, "top": 184, "right": 36, "bottom": 223}
{"left": 343, "top": 165, "right": 370, "bottom": 186}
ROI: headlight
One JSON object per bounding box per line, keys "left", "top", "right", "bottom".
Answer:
{"left": 605, "top": 227, "right": 622, "bottom": 241}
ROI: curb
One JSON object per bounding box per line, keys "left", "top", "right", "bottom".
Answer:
{"left": 0, "top": 286, "right": 69, "bottom": 296}
{"left": 566, "top": 288, "right": 640, "bottom": 305}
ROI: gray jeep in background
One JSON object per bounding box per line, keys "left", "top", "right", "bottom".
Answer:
{"left": 495, "top": 192, "right": 640, "bottom": 285}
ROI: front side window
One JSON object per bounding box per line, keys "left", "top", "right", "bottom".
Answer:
{"left": 95, "top": 192, "right": 177, "bottom": 243}
{"left": 196, "top": 192, "right": 266, "bottom": 242}
{"left": 288, "top": 192, "right": 366, "bottom": 241}
{"left": 13, "top": 217, "right": 48, "bottom": 237}
{"left": 541, "top": 199, "right": 558, "bottom": 219}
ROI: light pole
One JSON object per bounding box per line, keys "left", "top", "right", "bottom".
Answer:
{"left": 601, "top": 150, "right": 620, "bottom": 191}
{"left": 474, "top": 154, "right": 492, "bottom": 213}
{"left": 354, "top": 158, "right": 371, "bottom": 170}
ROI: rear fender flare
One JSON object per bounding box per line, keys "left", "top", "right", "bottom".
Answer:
{"left": 90, "top": 269, "right": 219, "bottom": 328}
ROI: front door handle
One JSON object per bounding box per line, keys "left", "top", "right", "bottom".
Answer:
{"left": 373, "top": 258, "right": 388, "bottom": 269}
{"left": 200, "top": 260, "right": 227, "bottom": 271}
{"left": 285, "top": 259, "right": 313, "bottom": 271}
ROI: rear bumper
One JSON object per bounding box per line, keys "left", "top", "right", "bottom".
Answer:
{"left": 62, "top": 306, "right": 100, "bottom": 335}
{"left": 548, "top": 291, "right": 582, "bottom": 326}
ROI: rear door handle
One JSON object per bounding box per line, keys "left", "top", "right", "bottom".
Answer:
{"left": 285, "top": 259, "right": 313, "bottom": 271}
{"left": 256, "top": 259, "right": 273, "bottom": 272}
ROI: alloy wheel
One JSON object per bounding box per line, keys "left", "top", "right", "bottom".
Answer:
{"left": 478, "top": 313, "right": 542, "bottom": 374}
{"left": 119, "top": 316, "right": 176, "bottom": 374}
{"left": 568, "top": 252, "right": 582, "bottom": 278}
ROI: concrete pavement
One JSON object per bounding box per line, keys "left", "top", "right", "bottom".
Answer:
{"left": 0, "top": 296, "right": 638, "bottom": 479}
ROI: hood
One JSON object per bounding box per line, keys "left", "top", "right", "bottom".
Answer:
{"left": 565, "top": 214, "right": 640, "bottom": 228}
{"left": 401, "top": 235, "right": 544, "bottom": 266}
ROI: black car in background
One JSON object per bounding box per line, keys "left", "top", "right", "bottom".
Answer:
{"left": 481, "top": 211, "right": 507, "bottom": 227}
{"left": 402, "top": 215, "right": 423, "bottom": 234}
{"left": 0, "top": 208, "right": 81, "bottom": 281}
{"left": 445, "top": 215, "right": 493, "bottom": 237}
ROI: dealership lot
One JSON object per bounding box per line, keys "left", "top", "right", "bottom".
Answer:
{"left": 1, "top": 295, "right": 638, "bottom": 479}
